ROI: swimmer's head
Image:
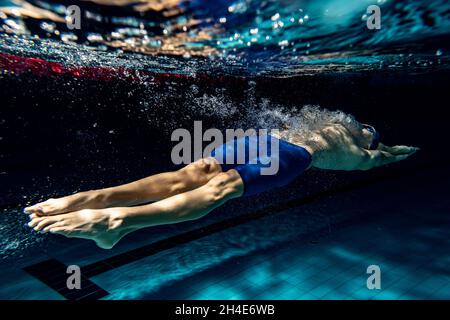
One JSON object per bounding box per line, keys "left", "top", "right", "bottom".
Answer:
{"left": 345, "top": 123, "right": 380, "bottom": 150}
{"left": 361, "top": 124, "right": 380, "bottom": 150}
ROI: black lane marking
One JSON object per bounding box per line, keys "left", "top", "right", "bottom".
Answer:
{"left": 23, "top": 161, "right": 449, "bottom": 299}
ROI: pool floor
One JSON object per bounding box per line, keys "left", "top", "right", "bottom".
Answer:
{"left": 1, "top": 165, "right": 449, "bottom": 300}
{"left": 145, "top": 207, "right": 450, "bottom": 300}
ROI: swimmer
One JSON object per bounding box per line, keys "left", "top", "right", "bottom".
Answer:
{"left": 24, "top": 109, "right": 418, "bottom": 249}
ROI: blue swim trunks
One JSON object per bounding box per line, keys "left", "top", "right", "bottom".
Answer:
{"left": 210, "top": 135, "right": 312, "bottom": 196}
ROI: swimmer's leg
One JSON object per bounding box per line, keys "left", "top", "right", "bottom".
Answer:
{"left": 25, "top": 158, "right": 222, "bottom": 216}
{"left": 29, "top": 170, "right": 244, "bottom": 249}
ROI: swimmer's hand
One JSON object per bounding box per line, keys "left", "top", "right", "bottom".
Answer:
{"left": 307, "top": 125, "right": 419, "bottom": 171}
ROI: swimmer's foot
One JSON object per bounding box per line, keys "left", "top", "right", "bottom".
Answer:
{"left": 24, "top": 190, "right": 108, "bottom": 216}
{"left": 28, "top": 208, "right": 128, "bottom": 249}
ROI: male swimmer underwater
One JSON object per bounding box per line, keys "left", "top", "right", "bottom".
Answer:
{"left": 24, "top": 108, "right": 418, "bottom": 249}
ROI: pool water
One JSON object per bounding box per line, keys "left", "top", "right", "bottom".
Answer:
{"left": 1, "top": 0, "right": 450, "bottom": 75}
{"left": 1, "top": 0, "right": 450, "bottom": 299}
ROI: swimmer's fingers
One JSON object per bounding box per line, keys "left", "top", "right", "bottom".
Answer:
{"left": 363, "top": 149, "right": 415, "bottom": 169}
{"left": 378, "top": 143, "right": 420, "bottom": 155}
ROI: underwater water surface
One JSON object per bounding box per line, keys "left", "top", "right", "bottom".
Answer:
{"left": 0, "top": 0, "right": 449, "bottom": 75}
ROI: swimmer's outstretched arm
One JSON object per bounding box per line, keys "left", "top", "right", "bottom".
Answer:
{"left": 25, "top": 158, "right": 222, "bottom": 216}
{"left": 28, "top": 170, "right": 243, "bottom": 249}
{"left": 307, "top": 124, "right": 419, "bottom": 172}
{"left": 359, "top": 147, "right": 418, "bottom": 170}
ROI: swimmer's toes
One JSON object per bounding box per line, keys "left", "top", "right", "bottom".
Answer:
{"left": 26, "top": 200, "right": 67, "bottom": 216}
{"left": 42, "top": 221, "right": 63, "bottom": 233}
{"left": 28, "top": 215, "right": 44, "bottom": 228}
{"left": 34, "top": 217, "right": 60, "bottom": 232}
{"left": 24, "top": 205, "right": 45, "bottom": 215}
